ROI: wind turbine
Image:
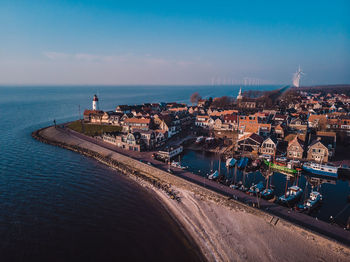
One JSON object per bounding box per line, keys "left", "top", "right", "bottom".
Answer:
{"left": 293, "top": 65, "right": 305, "bottom": 88}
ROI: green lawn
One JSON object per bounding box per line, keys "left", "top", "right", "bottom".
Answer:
{"left": 67, "top": 121, "right": 123, "bottom": 136}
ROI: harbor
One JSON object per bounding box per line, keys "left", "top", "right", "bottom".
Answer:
{"left": 179, "top": 149, "right": 350, "bottom": 227}
{"left": 35, "top": 123, "right": 350, "bottom": 247}
{"left": 32, "top": 124, "right": 350, "bottom": 261}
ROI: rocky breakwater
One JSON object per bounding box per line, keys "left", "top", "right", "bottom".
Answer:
{"left": 32, "top": 126, "right": 350, "bottom": 262}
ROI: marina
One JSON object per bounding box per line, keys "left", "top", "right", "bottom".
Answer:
{"left": 179, "top": 149, "right": 350, "bottom": 227}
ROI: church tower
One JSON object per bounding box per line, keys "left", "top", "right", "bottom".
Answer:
{"left": 92, "top": 94, "right": 99, "bottom": 110}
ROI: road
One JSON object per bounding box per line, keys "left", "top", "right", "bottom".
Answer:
{"left": 61, "top": 125, "right": 350, "bottom": 246}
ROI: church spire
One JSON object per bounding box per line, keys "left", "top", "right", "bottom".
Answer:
{"left": 237, "top": 87, "right": 243, "bottom": 100}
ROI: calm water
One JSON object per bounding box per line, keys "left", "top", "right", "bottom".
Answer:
{"left": 0, "top": 85, "right": 278, "bottom": 261}
{"left": 180, "top": 150, "right": 350, "bottom": 226}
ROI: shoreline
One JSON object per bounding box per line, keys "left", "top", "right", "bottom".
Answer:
{"left": 32, "top": 126, "right": 350, "bottom": 261}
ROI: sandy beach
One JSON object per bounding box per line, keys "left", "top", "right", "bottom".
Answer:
{"left": 33, "top": 126, "right": 350, "bottom": 262}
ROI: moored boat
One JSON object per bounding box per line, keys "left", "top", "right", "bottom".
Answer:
{"left": 297, "top": 191, "right": 322, "bottom": 212}
{"left": 195, "top": 136, "right": 204, "bottom": 144}
{"left": 278, "top": 185, "right": 303, "bottom": 206}
{"left": 302, "top": 162, "right": 338, "bottom": 178}
{"left": 263, "top": 159, "right": 298, "bottom": 174}
{"left": 248, "top": 181, "right": 264, "bottom": 196}
{"left": 208, "top": 170, "right": 219, "bottom": 180}
{"left": 237, "top": 157, "right": 249, "bottom": 169}
{"left": 226, "top": 158, "right": 237, "bottom": 168}
{"left": 261, "top": 188, "right": 275, "bottom": 200}
{"left": 171, "top": 161, "right": 187, "bottom": 169}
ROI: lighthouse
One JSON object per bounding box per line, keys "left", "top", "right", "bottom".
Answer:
{"left": 92, "top": 94, "right": 99, "bottom": 110}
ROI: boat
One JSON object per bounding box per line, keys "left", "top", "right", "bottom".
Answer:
{"left": 171, "top": 161, "right": 187, "bottom": 169}
{"left": 229, "top": 183, "right": 239, "bottom": 189}
{"left": 278, "top": 186, "right": 303, "bottom": 206}
{"left": 248, "top": 181, "right": 264, "bottom": 196}
{"left": 302, "top": 162, "right": 338, "bottom": 178}
{"left": 208, "top": 170, "right": 219, "bottom": 180}
{"left": 237, "top": 157, "right": 249, "bottom": 169}
{"left": 263, "top": 159, "right": 298, "bottom": 174}
{"left": 261, "top": 188, "right": 275, "bottom": 200}
{"left": 195, "top": 136, "right": 204, "bottom": 144}
{"left": 226, "top": 158, "right": 237, "bottom": 168}
{"left": 297, "top": 191, "right": 322, "bottom": 212}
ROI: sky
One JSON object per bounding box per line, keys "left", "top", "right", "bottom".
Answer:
{"left": 1, "top": 0, "right": 349, "bottom": 85}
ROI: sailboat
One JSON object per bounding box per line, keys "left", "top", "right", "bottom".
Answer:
{"left": 261, "top": 171, "right": 275, "bottom": 200}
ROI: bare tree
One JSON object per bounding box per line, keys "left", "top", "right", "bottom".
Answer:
{"left": 190, "top": 92, "right": 202, "bottom": 105}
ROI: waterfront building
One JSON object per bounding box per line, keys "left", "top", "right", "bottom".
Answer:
{"left": 307, "top": 139, "right": 329, "bottom": 163}
{"left": 260, "top": 137, "right": 277, "bottom": 156}
{"left": 157, "top": 145, "right": 183, "bottom": 160}
{"left": 287, "top": 136, "right": 304, "bottom": 160}
{"left": 237, "top": 133, "right": 264, "bottom": 155}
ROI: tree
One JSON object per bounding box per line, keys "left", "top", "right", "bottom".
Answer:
{"left": 211, "top": 96, "right": 233, "bottom": 108}
{"left": 190, "top": 92, "right": 202, "bottom": 105}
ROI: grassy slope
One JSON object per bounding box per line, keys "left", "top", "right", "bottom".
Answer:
{"left": 68, "top": 121, "right": 122, "bottom": 136}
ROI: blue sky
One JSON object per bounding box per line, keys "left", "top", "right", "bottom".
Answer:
{"left": 1, "top": 0, "right": 349, "bottom": 85}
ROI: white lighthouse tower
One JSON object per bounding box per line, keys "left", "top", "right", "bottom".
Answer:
{"left": 92, "top": 94, "right": 99, "bottom": 110}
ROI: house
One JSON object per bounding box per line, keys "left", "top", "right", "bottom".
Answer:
{"left": 83, "top": 110, "right": 104, "bottom": 123}
{"left": 116, "top": 105, "right": 131, "bottom": 114}
{"left": 307, "top": 139, "right": 329, "bottom": 163}
{"left": 157, "top": 145, "right": 183, "bottom": 160}
{"left": 223, "top": 114, "right": 238, "bottom": 130}
{"left": 238, "top": 99, "right": 256, "bottom": 109}
{"left": 125, "top": 132, "right": 144, "bottom": 151}
{"left": 274, "top": 124, "right": 285, "bottom": 139}
{"left": 132, "top": 129, "right": 156, "bottom": 150}
{"left": 308, "top": 114, "right": 327, "bottom": 129}
{"left": 315, "top": 131, "right": 336, "bottom": 158}
{"left": 195, "top": 115, "right": 210, "bottom": 127}
{"left": 273, "top": 114, "right": 288, "bottom": 125}
{"left": 123, "top": 118, "right": 151, "bottom": 131}
{"left": 288, "top": 117, "right": 308, "bottom": 132}
{"left": 287, "top": 136, "right": 304, "bottom": 160}
{"left": 237, "top": 133, "right": 264, "bottom": 154}
{"left": 339, "top": 116, "right": 350, "bottom": 131}
{"left": 260, "top": 137, "right": 277, "bottom": 156}
{"left": 101, "top": 111, "right": 123, "bottom": 125}
{"left": 154, "top": 130, "right": 168, "bottom": 147}
{"left": 159, "top": 118, "right": 179, "bottom": 138}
